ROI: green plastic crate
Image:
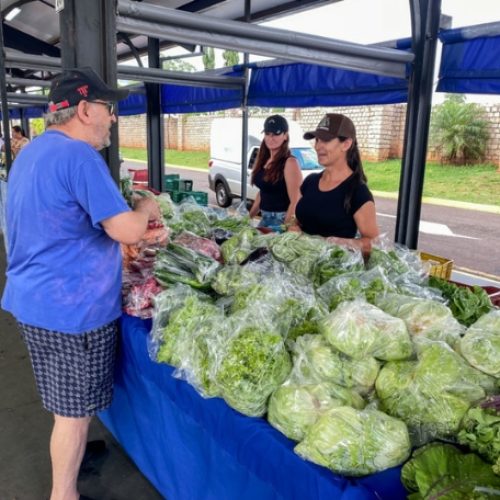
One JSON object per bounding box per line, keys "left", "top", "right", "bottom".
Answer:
{"left": 179, "top": 179, "right": 193, "bottom": 192}
{"left": 165, "top": 178, "right": 180, "bottom": 191}
{"left": 170, "top": 190, "right": 208, "bottom": 206}
{"left": 165, "top": 173, "right": 180, "bottom": 181}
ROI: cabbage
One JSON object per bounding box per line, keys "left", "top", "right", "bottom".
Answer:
{"left": 268, "top": 381, "right": 365, "bottom": 441}
{"left": 292, "top": 334, "right": 380, "bottom": 394}
{"left": 295, "top": 406, "right": 411, "bottom": 476}
{"left": 375, "top": 293, "right": 464, "bottom": 346}
{"left": 320, "top": 300, "right": 413, "bottom": 361}
{"left": 214, "top": 325, "right": 292, "bottom": 417}
{"left": 459, "top": 310, "right": 500, "bottom": 378}
{"left": 376, "top": 341, "right": 496, "bottom": 441}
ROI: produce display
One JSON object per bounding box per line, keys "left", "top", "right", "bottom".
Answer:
{"left": 120, "top": 191, "right": 500, "bottom": 492}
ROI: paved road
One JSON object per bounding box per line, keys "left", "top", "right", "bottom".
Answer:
{"left": 126, "top": 161, "right": 500, "bottom": 280}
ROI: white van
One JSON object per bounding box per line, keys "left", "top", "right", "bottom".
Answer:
{"left": 207, "top": 117, "right": 322, "bottom": 207}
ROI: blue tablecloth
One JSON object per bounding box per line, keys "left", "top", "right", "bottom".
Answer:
{"left": 99, "top": 314, "right": 407, "bottom": 500}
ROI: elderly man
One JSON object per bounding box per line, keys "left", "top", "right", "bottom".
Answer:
{"left": 2, "top": 67, "right": 159, "bottom": 500}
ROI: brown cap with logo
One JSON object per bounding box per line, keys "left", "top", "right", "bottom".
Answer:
{"left": 48, "top": 67, "right": 129, "bottom": 113}
{"left": 303, "top": 113, "right": 356, "bottom": 142}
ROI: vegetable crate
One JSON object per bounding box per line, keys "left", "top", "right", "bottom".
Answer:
{"left": 164, "top": 178, "right": 193, "bottom": 192}
{"left": 419, "top": 252, "right": 453, "bottom": 280}
{"left": 169, "top": 190, "right": 208, "bottom": 206}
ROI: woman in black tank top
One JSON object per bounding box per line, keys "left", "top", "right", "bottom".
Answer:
{"left": 249, "top": 115, "right": 302, "bottom": 230}
{"left": 293, "top": 113, "right": 379, "bottom": 255}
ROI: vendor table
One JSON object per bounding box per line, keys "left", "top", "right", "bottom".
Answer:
{"left": 99, "top": 314, "right": 407, "bottom": 500}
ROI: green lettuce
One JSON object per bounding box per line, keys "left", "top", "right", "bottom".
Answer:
{"left": 459, "top": 310, "right": 500, "bottom": 378}
{"left": 402, "top": 442, "right": 500, "bottom": 499}
{"left": 268, "top": 381, "right": 365, "bottom": 441}
{"left": 376, "top": 341, "right": 496, "bottom": 441}
{"left": 320, "top": 300, "right": 413, "bottom": 361}
{"left": 215, "top": 325, "right": 292, "bottom": 417}
{"left": 295, "top": 406, "right": 411, "bottom": 476}
{"left": 292, "top": 334, "right": 380, "bottom": 394}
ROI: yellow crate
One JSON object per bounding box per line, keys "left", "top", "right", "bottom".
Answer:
{"left": 419, "top": 252, "right": 454, "bottom": 280}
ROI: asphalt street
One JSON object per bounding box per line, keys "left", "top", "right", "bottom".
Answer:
{"left": 126, "top": 160, "right": 500, "bottom": 281}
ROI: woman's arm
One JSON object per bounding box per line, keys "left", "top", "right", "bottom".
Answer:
{"left": 283, "top": 157, "right": 303, "bottom": 224}
{"left": 327, "top": 201, "right": 379, "bottom": 255}
{"left": 249, "top": 191, "right": 261, "bottom": 218}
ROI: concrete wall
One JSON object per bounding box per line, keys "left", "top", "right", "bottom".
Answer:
{"left": 118, "top": 103, "right": 500, "bottom": 165}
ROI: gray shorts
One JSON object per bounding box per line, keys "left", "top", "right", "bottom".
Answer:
{"left": 18, "top": 321, "right": 118, "bottom": 418}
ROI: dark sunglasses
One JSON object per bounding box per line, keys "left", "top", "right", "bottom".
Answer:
{"left": 89, "top": 100, "right": 115, "bottom": 115}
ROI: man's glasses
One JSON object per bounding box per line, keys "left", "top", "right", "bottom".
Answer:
{"left": 89, "top": 101, "right": 115, "bottom": 116}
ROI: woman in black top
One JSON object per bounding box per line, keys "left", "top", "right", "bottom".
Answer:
{"left": 292, "top": 113, "right": 379, "bottom": 254}
{"left": 249, "top": 115, "right": 302, "bottom": 229}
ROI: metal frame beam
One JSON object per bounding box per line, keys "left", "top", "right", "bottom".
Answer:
{"left": 117, "top": 0, "right": 413, "bottom": 78}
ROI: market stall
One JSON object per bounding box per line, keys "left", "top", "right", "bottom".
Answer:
{"left": 100, "top": 313, "right": 407, "bottom": 500}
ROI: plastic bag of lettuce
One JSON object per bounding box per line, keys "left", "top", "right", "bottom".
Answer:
{"left": 212, "top": 312, "right": 292, "bottom": 417}
{"left": 459, "top": 309, "right": 500, "bottom": 378}
{"left": 375, "top": 293, "right": 464, "bottom": 347}
{"left": 268, "top": 371, "right": 365, "bottom": 441}
{"left": 319, "top": 299, "right": 413, "bottom": 361}
{"left": 376, "top": 340, "right": 497, "bottom": 443}
{"left": 291, "top": 334, "right": 380, "bottom": 395}
{"left": 295, "top": 406, "right": 411, "bottom": 476}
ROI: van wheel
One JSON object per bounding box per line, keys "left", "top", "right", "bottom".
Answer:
{"left": 215, "top": 181, "right": 232, "bottom": 208}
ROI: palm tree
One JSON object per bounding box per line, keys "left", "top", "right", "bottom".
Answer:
{"left": 430, "top": 94, "right": 490, "bottom": 165}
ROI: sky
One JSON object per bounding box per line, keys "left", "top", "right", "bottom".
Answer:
{"left": 159, "top": 0, "right": 500, "bottom": 103}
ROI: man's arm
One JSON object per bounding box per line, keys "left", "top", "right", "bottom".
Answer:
{"left": 101, "top": 196, "right": 160, "bottom": 245}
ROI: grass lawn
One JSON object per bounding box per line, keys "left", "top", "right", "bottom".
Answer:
{"left": 364, "top": 159, "right": 500, "bottom": 206}
{"left": 121, "top": 147, "right": 500, "bottom": 207}
{"left": 121, "top": 147, "right": 209, "bottom": 169}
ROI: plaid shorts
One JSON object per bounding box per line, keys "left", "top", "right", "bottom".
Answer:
{"left": 18, "top": 321, "right": 118, "bottom": 418}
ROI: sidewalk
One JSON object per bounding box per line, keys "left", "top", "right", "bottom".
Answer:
{"left": 0, "top": 236, "right": 162, "bottom": 500}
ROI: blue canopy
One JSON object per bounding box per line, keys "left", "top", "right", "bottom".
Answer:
{"left": 437, "top": 25, "right": 500, "bottom": 94}
{"left": 247, "top": 61, "right": 408, "bottom": 108}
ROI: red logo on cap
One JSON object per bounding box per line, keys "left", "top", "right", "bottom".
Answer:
{"left": 76, "top": 85, "right": 89, "bottom": 97}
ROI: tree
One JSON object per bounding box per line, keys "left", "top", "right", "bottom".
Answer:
{"left": 162, "top": 59, "right": 196, "bottom": 73}
{"left": 222, "top": 50, "right": 239, "bottom": 67}
{"left": 202, "top": 47, "right": 215, "bottom": 70}
{"left": 430, "top": 94, "right": 490, "bottom": 165}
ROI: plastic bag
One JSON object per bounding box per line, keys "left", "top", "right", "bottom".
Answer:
{"left": 320, "top": 299, "right": 413, "bottom": 361}
{"left": 212, "top": 312, "right": 292, "bottom": 417}
{"left": 291, "top": 334, "right": 380, "bottom": 395}
{"left": 268, "top": 378, "right": 365, "bottom": 442}
{"left": 295, "top": 406, "right": 411, "bottom": 476}
{"left": 374, "top": 293, "right": 465, "bottom": 347}
{"left": 174, "top": 230, "right": 222, "bottom": 262}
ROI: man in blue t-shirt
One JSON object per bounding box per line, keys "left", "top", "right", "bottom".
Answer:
{"left": 2, "top": 67, "right": 160, "bottom": 500}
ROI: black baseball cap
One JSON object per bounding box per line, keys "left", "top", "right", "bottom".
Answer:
{"left": 304, "top": 113, "right": 356, "bottom": 142}
{"left": 48, "top": 67, "right": 129, "bottom": 113}
{"left": 263, "top": 115, "right": 289, "bottom": 135}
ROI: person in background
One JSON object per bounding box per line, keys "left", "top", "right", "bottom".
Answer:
{"left": 249, "top": 114, "right": 302, "bottom": 229}
{"left": 291, "top": 113, "right": 379, "bottom": 255}
{"left": 10, "top": 125, "right": 30, "bottom": 159}
{"left": 1, "top": 67, "right": 160, "bottom": 500}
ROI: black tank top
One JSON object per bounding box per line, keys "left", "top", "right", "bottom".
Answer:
{"left": 253, "top": 161, "right": 290, "bottom": 212}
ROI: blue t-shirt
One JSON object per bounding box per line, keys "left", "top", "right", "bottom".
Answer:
{"left": 2, "top": 130, "right": 130, "bottom": 334}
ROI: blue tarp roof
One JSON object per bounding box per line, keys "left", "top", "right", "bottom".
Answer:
{"left": 437, "top": 25, "right": 500, "bottom": 94}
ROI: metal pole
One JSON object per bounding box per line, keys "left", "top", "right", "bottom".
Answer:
{"left": 0, "top": 15, "right": 13, "bottom": 172}
{"left": 396, "top": 0, "right": 441, "bottom": 249}
{"left": 240, "top": 0, "right": 251, "bottom": 205}
{"left": 146, "top": 37, "right": 164, "bottom": 192}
